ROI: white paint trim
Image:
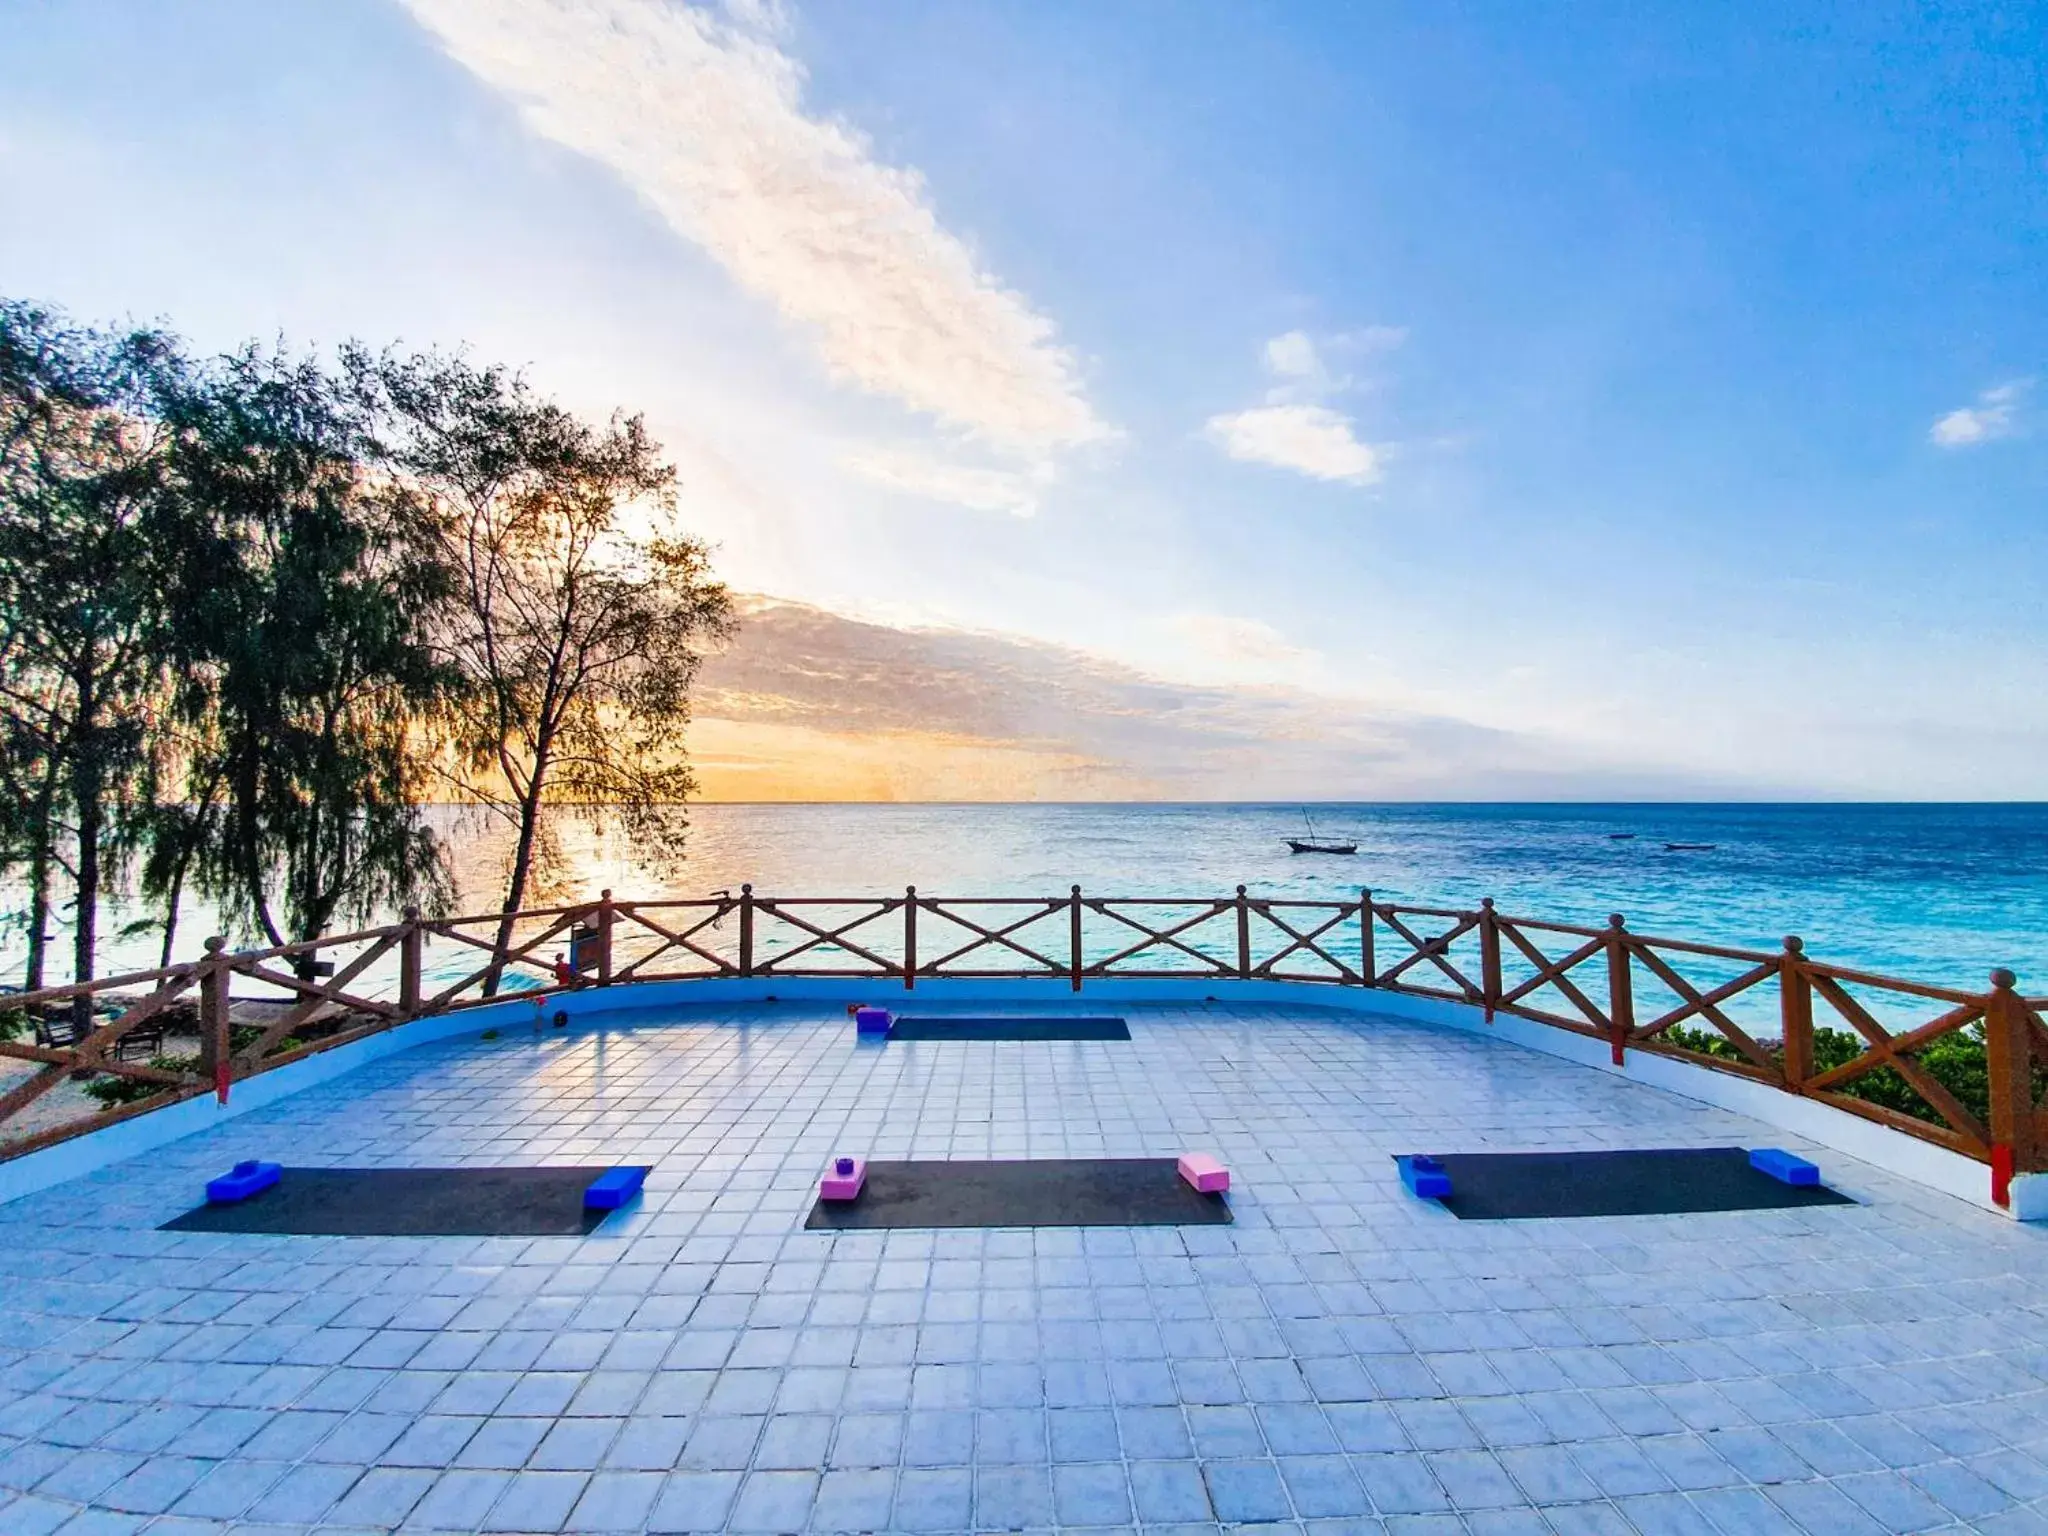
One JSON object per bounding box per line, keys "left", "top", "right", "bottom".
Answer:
{"left": 2014, "top": 1172, "right": 2048, "bottom": 1222}
{"left": 1, "top": 975, "right": 2027, "bottom": 1220}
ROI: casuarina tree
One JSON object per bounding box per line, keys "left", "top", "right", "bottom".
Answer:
{"left": 366, "top": 350, "right": 732, "bottom": 991}
{"left": 153, "top": 346, "right": 458, "bottom": 957}
{"left": 0, "top": 301, "right": 185, "bottom": 1015}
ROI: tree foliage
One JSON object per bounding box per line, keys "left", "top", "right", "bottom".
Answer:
{"left": 0, "top": 299, "right": 731, "bottom": 993}
{"left": 0, "top": 302, "right": 185, "bottom": 1010}
{"left": 153, "top": 347, "right": 458, "bottom": 951}
{"left": 365, "top": 351, "right": 733, "bottom": 984}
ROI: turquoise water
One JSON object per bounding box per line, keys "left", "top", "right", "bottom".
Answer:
{"left": 532, "top": 802, "right": 2048, "bottom": 991}
{"left": 9, "top": 803, "right": 2047, "bottom": 992}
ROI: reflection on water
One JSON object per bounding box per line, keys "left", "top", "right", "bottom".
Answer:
{"left": 7, "top": 802, "right": 2048, "bottom": 990}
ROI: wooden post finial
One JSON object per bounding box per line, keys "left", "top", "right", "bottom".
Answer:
{"left": 1984, "top": 968, "right": 2035, "bottom": 1204}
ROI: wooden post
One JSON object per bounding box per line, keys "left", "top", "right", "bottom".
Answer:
{"left": 904, "top": 886, "right": 917, "bottom": 991}
{"left": 1779, "top": 936, "right": 1813, "bottom": 1091}
{"left": 1606, "top": 913, "right": 1633, "bottom": 1066}
{"left": 398, "top": 908, "right": 422, "bottom": 1019}
{"left": 1986, "top": 968, "right": 2037, "bottom": 1206}
{"left": 1070, "top": 885, "right": 1083, "bottom": 993}
{"left": 1236, "top": 886, "right": 1251, "bottom": 980}
{"left": 1479, "top": 898, "right": 1501, "bottom": 1023}
{"left": 198, "top": 937, "right": 230, "bottom": 1104}
{"left": 1360, "top": 888, "right": 1376, "bottom": 986}
{"left": 596, "top": 890, "right": 615, "bottom": 985}
{"left": 738, "top": 884, "right": 754, "bottom": 978}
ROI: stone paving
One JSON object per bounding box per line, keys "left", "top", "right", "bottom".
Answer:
{"left": 1, "top": 998, "right": 2045, "bottom": 1535}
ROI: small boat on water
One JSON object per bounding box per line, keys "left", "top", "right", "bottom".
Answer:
{"left": 1287, "top": 810, "right": 1357, "bottom": 855}
{"left": 1664, "top": 841, "right": 1717, "bottom": 852}
{"left": 1606, "top": 832, "right": 1637, "bottom": 840}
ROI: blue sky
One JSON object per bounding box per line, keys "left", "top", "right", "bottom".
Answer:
{"left": 4, "top": 1, "right": 2044, "bottom": 798}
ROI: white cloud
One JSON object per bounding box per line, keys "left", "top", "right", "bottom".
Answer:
{"left": 400, "top": 0, "right": 1109, "bottom": 454}
{"left": 1263, "top": 329, "right": 1323, "bottom": 383}
{"left": 1163, "top": 612, "right": 1324, "bottom": 685}
{"left": 1205, "top": 327, "right": 1391, "bottom": 485}
{"left": 695, "top": 597, "right": 1752, "bottom": 799}
{"left": 1930, "top": 379, "right": 2030, "bottom": 447}
{"left": 841, "top": 445, "right": 1044, "bottom": 517}
{"left": 1170, "top": 613, "right": 1317, "bottom": 668}
{"left": 1204, "top": 404, "right": 1382, "bottom": 485}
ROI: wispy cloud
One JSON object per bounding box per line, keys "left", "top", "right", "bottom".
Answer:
{"left": 1204, "top": 404, "right": 1382, "bottom": 485}
{"left": 1160, "top": 612, "right": 1324, "bottom": 687}
{"left": 840, "top": 445, "right": 1045, "bottom": 518}
{"left": 1204, "top": 329, "right": 1390, "bottom": 485}
{"left": 1169, "top": 613, "right": 1321, "bottom": 671}
{"left": 1930, "top": 379, "right": 2031, "bottom": 447}
{"left": 692, "top": 597, "right": 1751, "bottom": 800}
{"left": 400, "top": 0, "right": 1109, "bottom": 455}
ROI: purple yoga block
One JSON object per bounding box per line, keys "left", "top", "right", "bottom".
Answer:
{"left": 854, "top": 1007, "right": 892, "bottom": 1035}
{"left": 821, "top": 1156, "right": 867, "bottom": 1201}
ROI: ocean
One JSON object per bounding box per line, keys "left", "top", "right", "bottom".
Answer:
{"left": 10, "top": 803, "right": 2048, "bottom": 993}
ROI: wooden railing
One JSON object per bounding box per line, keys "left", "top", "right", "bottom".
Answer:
{"left": 3, "top": 886, "right": 2043, "bottom": 1206}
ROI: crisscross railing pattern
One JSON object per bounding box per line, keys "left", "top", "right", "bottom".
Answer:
{"left": 3, "top": 884, "right": 2041, "bottom": 1207}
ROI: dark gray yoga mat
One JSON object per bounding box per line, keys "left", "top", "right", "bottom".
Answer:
{"left": 161, "top": 1166, "right": 630, "bottom": 1236}
{"left": 805, "top": 1157, "right": 1230, "bottom": 1230}
{"left": 1412, "top": 1147, "right": 1854, "bottom": 1220}
{"left": 886, "top": 1016, "right": 1130, "bottom": 1041}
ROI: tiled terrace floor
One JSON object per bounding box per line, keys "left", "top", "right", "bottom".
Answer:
{"left": 2, "top": 999, "right": 2046, "bottom": 1536}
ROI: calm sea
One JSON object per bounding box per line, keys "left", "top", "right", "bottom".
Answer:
{"left": 11, "top": 803, "right": 2048, "bottom": 992}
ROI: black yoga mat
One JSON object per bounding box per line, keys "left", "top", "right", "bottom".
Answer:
{"left": 161, "top": 1166, "right": 629, "bottom": 1237}
{"left": 886, "top": 1016, "right": 1131, "bottom": 1041}
{"left": 805, "top": 1158, "right": 1230, "bottom": 1230}
{"left": 1410, "top": 1147, "right": 1854, "bottom": 1221}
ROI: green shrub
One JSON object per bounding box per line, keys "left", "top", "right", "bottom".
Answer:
{"left": 84, "top": 1055, "right": 199, "bottom": 1109}
{"left": 1658, "top": 1022, "right": 2044, "bottom": 1133}
{"left": 81, "top": 1031, "right": 304, "bottom": 1111}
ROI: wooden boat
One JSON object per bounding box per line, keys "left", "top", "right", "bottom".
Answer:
{"left": 1287, "top": 810, "right": 1357, "bottom": 855}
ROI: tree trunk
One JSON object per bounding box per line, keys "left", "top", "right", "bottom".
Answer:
{"left": 156, "top": 852, "right": 188, "bottom": 970}
{"left": 484, "top": 755, "right": 549, "bottom": 999}
{"left": 70, "top": 678, "right": 101, "bottom": 1033}
{"left": 22, "top": 756, "right": 58, "bottom": 992}
{"left": 235, "top": 737, "right": 285, "bottom": 949}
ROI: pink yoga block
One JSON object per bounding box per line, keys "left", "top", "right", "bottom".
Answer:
{"left": 1178, "top": 1154, "right": 1229, "bottom": 1194}
{"left": 820, "top": 1157, "right": 867, "bottom": 1201}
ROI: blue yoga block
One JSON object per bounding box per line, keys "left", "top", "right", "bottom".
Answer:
{"left": 854, "top": 1007, "right": 893, "bottom": 1035}
{"left": 583, "top": 1165, "right": 651, "bottom": 1210}
{"left": 1749, "top": 1148, "right": 1819, "bottom": 1186}
{"left": 206, "top": 1160, "right": 282, "bottom": 1204}
{"left": 1397, "top": 1154, "right": 1453, "bottom": 1200}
